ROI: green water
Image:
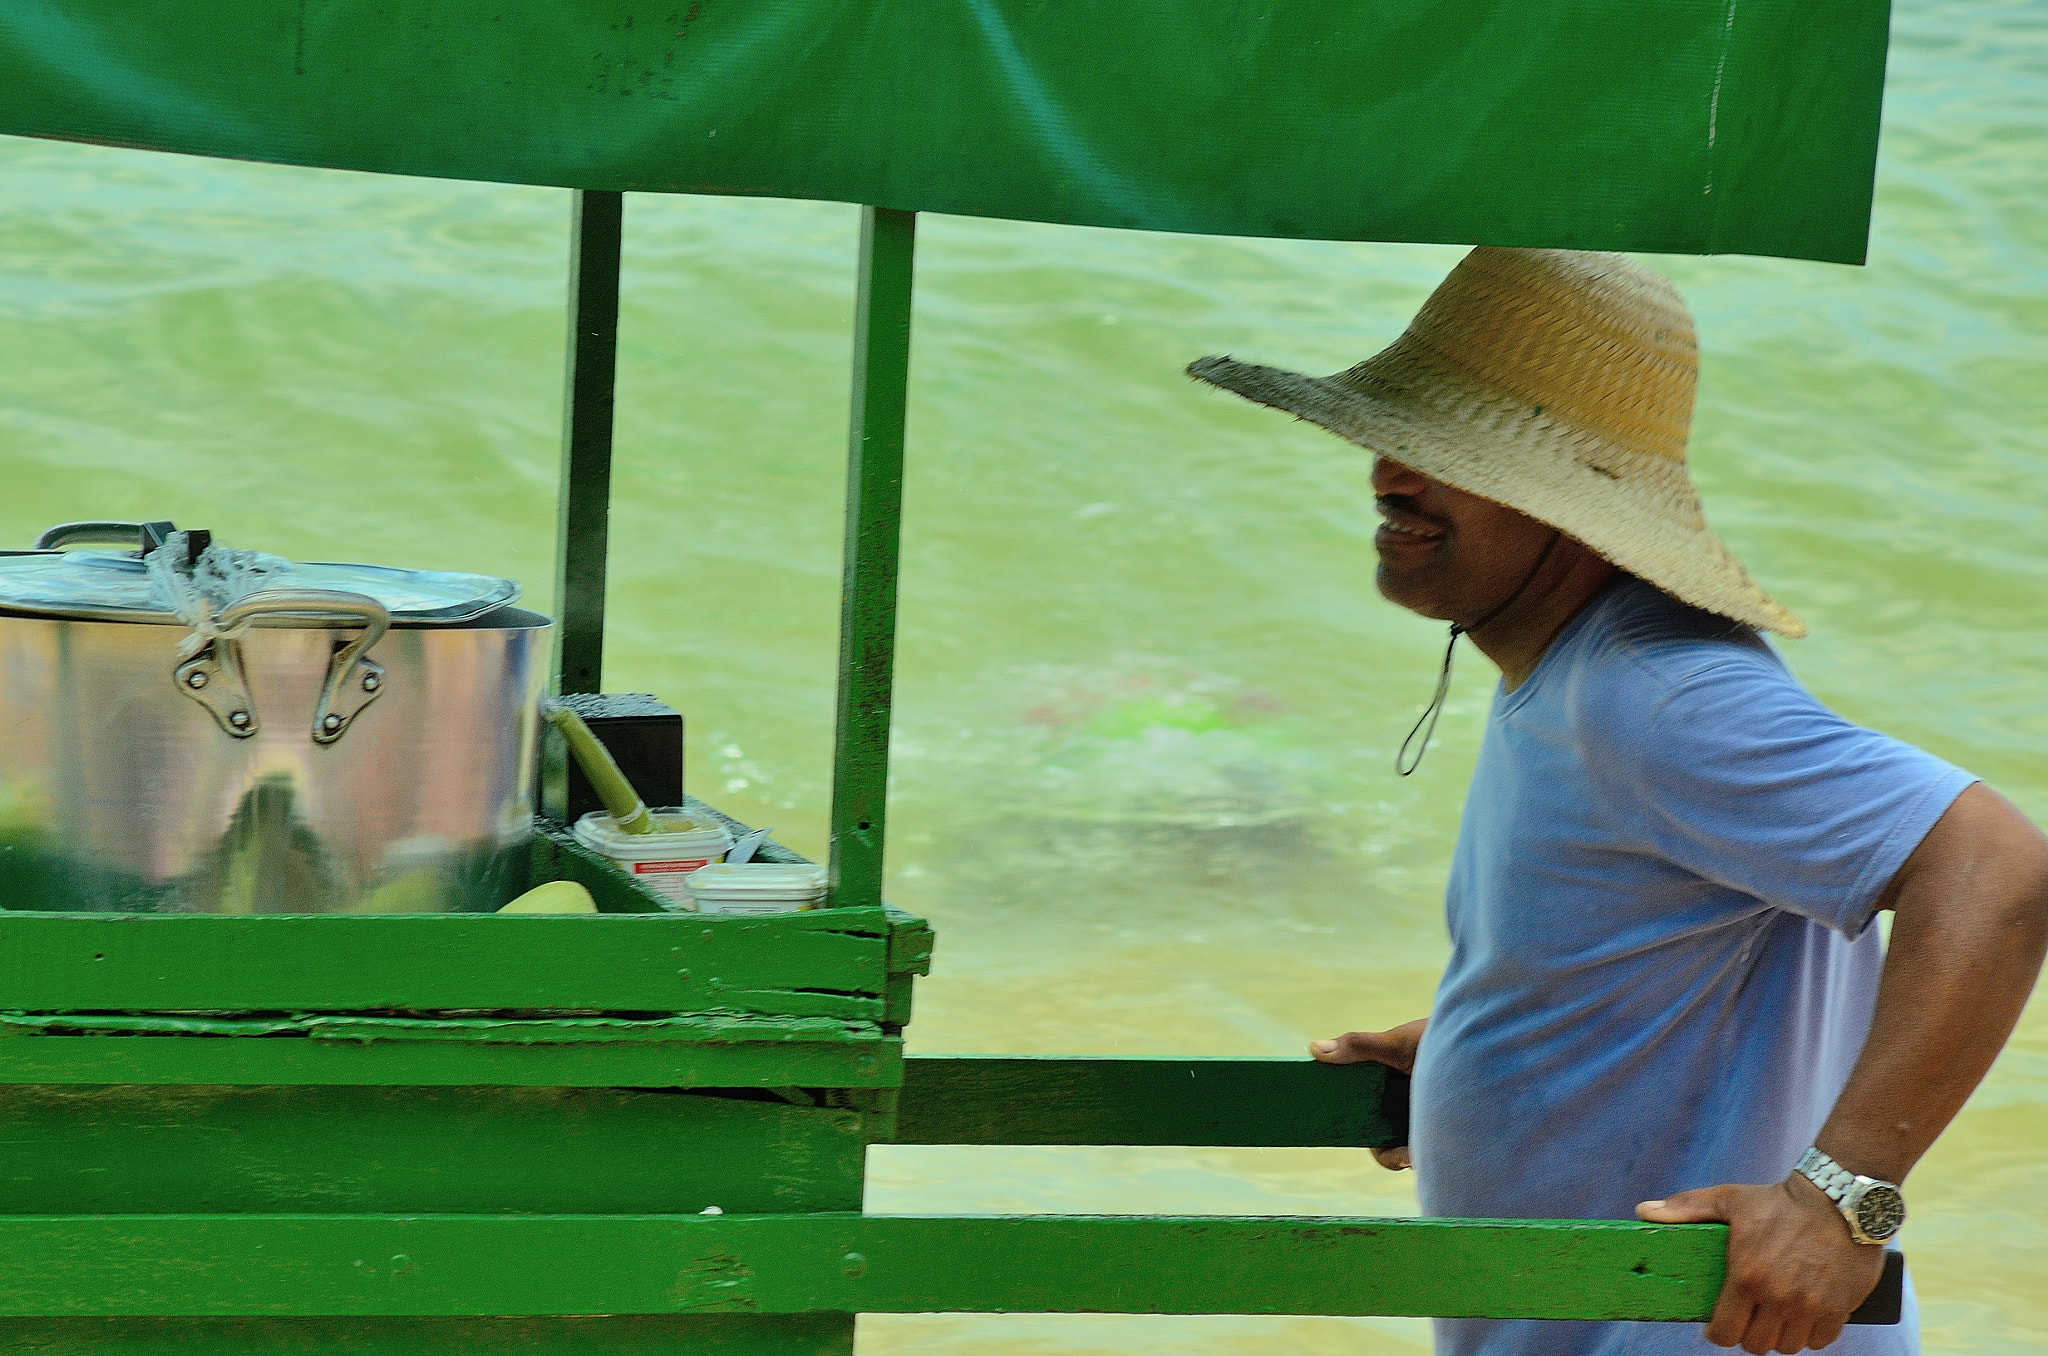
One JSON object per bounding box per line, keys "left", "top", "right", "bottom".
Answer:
{"left": 2, "top": 0, "right": 2044, "bottom": 1348}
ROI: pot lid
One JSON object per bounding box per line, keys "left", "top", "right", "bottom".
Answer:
{"left": 0, "top": 521, "right": 519, "bottom": 625}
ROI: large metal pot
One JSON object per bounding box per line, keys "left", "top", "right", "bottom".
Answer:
{"left": 0, "top": 523, "right": 549, "bottom": 913}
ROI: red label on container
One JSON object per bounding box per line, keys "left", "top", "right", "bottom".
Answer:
{"left": 633, "top": 858, "right": 713, "bottom": 875}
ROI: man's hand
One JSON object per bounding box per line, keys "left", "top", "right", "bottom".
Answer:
{"left": 1310, "top": 1017, "right": 1426, "bottom": 1170}
{"left": 1636, "top": 1174, "right": 1886, "bottom": 1354}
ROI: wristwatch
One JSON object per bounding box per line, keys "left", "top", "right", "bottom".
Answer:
{"left": 1794, "top": 1147, "right": 1907, "bottom": 1245}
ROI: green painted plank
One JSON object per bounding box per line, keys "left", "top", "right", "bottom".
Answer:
{"left": 0, "top": 1029, "right": 898, "bottom": 1088}
{"left": 0, "top": 1012, "right": 884, "bottom": 1042}
{"left": 716, "top": 1215, "right": 1731, "bottom": 1321}
{"left": 0, "top": 1314, "right": 853, "bottom": 1356}
{"left": 0, "top": 1085, "right": 870, "bottom": 1215}
{"left": 0, "top": 1213, "right": 1729, "bottom": 1321}
{"left": 0, "top": 910, "right": 889, "bottom": 1017}
{"left": 0, "top": 0, "right": 1888, "bottom": 262}
{"left": 553, "top": 188, "right": 624, "bottom": 699}
{"left": 882, "top": 907, "right": 934, "bottom": 977}
{"left": 894, "top": 1056, "right": 1407, "bottom": 1148}
{"left": 829, "top": 207, "right": 915, "bottom": 909}
{"left": 881, "top": 971, "right": 915, "bottom": 1030}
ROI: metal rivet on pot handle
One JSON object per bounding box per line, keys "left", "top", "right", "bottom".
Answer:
{"left": 174, "top": 640, "right": 260, "bottom": 738}
{"left": 197, "top": 589, "right": 393, "bottom": 745}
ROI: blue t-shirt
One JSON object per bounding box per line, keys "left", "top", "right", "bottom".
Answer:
{"left": 1412, "top": 578, "right": 1973, "bottom": 1356}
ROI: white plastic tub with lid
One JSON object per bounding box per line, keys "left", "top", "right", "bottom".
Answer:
{"left": 571, "top": 811, "right": 732, "bottom": 909}
{"left": 684, "top": 862, "right": 827, "bottom": 915}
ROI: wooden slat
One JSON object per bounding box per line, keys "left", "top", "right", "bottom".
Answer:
{"left": 0, "top": 1315, "right": 852, "bottom": 1356}
{"left": 894, "top": 1056, "right": 1407, "bottom": 1148}
{"left": 882, "top": 908, "right": 934, "bottom": 976}
{"left": 0, "top": 1213, "right": 1728, "bottom": 1321}
{"left": 0, "top": 911, "right": 889, "bottom": 1017}
{"left": 0, "top": 1084, "right": 872, "bottom": 1215}
{"left": 0, "top": 1028, "right": 898, "bottom": 1089}
{"left": 551, "top": 188, "right": 624, "bottom": 698}
{"left": 829, "top": 207, "right": 916, "bottom": 908}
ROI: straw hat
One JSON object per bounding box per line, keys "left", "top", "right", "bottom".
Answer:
{"left": 1187, "top": 248, "right": 1804, "bottom": 637}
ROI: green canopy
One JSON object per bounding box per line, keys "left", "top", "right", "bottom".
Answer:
{"left": 1, "top": 0, "right": 1889, "bottom": 262}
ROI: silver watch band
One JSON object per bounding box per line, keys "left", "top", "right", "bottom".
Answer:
{"left": 1794, "top": 1146, "right": 1904, "bottom": 1245}
{"left": 1795, "top": 1146, "right": 1858, "bottom": 1203}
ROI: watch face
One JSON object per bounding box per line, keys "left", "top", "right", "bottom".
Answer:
{"left": 1855, "top": 1185, "right": 1907, "bottom": 1241}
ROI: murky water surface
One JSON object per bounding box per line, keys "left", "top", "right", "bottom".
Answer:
{"left": 2, "top": 1, "right": 2043, "bottom": 1349}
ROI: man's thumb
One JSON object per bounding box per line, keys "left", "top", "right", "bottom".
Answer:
{"left": 1636, "top": 1186, "right": 1732, "bottom": 1223}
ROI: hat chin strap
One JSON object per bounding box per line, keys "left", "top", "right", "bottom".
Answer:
{"left": 1395, "top": 530, "right": 1563, "bottom": 777}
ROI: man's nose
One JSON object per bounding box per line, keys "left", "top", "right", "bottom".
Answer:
{"left": 1371, "top": 455, "right": 1434, "bottom": 497}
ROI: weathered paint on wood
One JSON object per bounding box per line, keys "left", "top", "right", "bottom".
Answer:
{"left": 0, "top": 910, "right": 893, "bottom": 1017}
{"left": 0, "top": 1022, "right": 898, "bottom": 1089}
{"left": 0, "top": 1013, "right": 885, "bottom": 1043}
{"left": 0, "top": 1085, "right": 870, "bottom": 1215}
{"left": 0, "top": 1314, "right": 853, "bottom": 1355}
{"left": 882, "top": 970, "right": 916, "bottom": 1029}
{"left": 881, "top": 908, "right": 934, "bottom": 976}
{"left": 713, "top": 1215, "right": 1729, "bottom": 1321}
{"left": 0, "top": 1213, "right": 1729, "bottom": 1321}
{"left": 829, "top": 207, "right": 916, "bottom": 909}
{"left": 880, "top": 907, "right": 934, "bottom": 1028}
{"left": 894, "top": 1055, "right": 1408, "bottom": 1148}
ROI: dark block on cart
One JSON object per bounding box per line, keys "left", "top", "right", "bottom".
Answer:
{"left": 558, "top": 692, "right": 684, "bottom": 824}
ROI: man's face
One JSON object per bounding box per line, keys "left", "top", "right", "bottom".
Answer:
{"left": 1371, "top": 456, "right": 1560, "bottom": 624}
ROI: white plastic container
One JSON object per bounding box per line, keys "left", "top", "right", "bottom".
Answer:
{"left": 684, "top": 862, "right": 828, "bottom": 915}
{"left": 571, "top": 810, "right": 732, "bottom": 909}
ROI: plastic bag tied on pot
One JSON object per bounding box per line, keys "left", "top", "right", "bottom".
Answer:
{"left": 144, "top": 531, "right": 293, "bottom": 659}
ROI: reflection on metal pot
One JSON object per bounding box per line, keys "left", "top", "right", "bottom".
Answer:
{"left": 0, "top": 526, "right": 548, "bottom": 914}
{"left": 0, "top": 607, "right": 548, "bottom": 913}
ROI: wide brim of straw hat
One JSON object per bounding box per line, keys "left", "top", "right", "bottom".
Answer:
{"left": 1186, "top": 251, "right": 1805, "bottom": 638}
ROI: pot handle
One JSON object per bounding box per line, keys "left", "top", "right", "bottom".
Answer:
{"left": 179, "top": 589, "right": 392, "bottom": 744}
{"left": 34, "top": 521, "right": 149, "bottom": 551}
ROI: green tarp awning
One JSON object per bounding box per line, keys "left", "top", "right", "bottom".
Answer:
{"left": 0, "top": 0, "right": 1890, "bottom": 262}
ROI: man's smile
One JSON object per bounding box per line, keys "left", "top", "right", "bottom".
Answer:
{"left": 1374, "top": 499, "right": 1447, "bottom": 555}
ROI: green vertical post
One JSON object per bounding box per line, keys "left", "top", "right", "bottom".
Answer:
{"left": 552, "top": 188, "right": 623, "bottom": 697}
{"left": 829, "top": 207, "right": 916, "bottom": 908}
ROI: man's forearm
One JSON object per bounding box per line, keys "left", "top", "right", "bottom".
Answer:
{"left": 1814, "top": 783, "right": 2048, "bottom": 1183}
{"left": 1636, "top": 785, "right": 2047, "bottom": 1352}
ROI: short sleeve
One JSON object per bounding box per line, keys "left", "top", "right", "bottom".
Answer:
{"left": 1588, "top": 653, "right": 1976, "bottom": 936}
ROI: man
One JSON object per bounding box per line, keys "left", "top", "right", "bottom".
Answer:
{"left": 1187, "top": 248, "right": 2048, "bottom": 1356}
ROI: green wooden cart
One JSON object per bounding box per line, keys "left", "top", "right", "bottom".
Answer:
{"left": 0, "top": 2, "right": 1901, "bottom": 1350}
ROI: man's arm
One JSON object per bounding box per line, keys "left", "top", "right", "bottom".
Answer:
{"left": 1639, "top": 781, "right": 2048, "bottom": 1354}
